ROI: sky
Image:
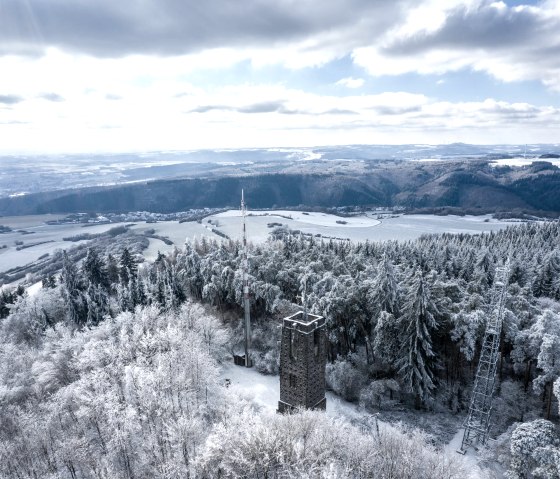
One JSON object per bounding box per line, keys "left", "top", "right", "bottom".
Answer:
{"left": 0, "top": 0, "right": 559, "bottom": 154}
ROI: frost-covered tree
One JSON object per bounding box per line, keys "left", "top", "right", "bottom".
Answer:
{"left": 82, "top": 247, "right": 108, "bottom": 288}
{"left": 397, "top": 269, "right": 440, "bottom": 406}
{"left": 372, "top": 311, "right": 401, "bottom": 369}
{"left": 60, "top": 251, "right": 87, "bottom": 326}
{"left": 119, "top": 247, "right": 137, "bottom": 285}
{"left": 554, "top": 378, "right": 560, "bottom": 417}
{"left": 509, "top": 419, "right": 560, "bottom": 479}
{"left": 106, "top": 252, "right": 120, "bottom": 285}
{"left": 529, "top": 309, "right": 560, "bottom": 419}
{"left": 533, "top": 253, "right": 560, "bottom": 299}
{"left": 359, "top": 378, "right": 400, "bottom": 410}
{"left": 450, "top": 310, "right": 485, "bottom": 362}
{"left": 325, "top": 357, "right": 365, "bottom": 401}
{"left": 369, "top": 254, "right": 400, "bottom": 318}
{"left": 85, "top": 282, "right": 110, "bottom": 326}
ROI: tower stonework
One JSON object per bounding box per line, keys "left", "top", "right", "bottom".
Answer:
{"left": 278, "top": 312, "right": 327, "bottom": 413}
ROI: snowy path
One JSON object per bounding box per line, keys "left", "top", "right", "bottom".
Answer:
{"left": 445, "top": 427, "right": 502, "bottom": 478}
{"left": 445, "top": 428, "right": 479, "bottom": 464}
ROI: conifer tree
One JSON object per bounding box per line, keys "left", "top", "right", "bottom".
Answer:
{"left": 60, "top": 251, "right": 87, "bottom": 326}
{"left": 370, "top": 254, "right": 400, "bottom": 319}
{"left": 82, "top": 248, "right": 108, "bottom": 288}
{"left": 397, "top": 268, "right": 440, "bottom": 406}
{"left": 106, "top": 253, "right": 120, "bottom": 286}
{"left": 119, "top": 247, "right": 137, "bottom": 285}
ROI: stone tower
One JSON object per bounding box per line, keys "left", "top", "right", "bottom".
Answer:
{"left": 278, "top": 311, "right": 327, "bottom": 412}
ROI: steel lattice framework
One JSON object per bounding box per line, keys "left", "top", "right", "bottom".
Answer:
{"left": 459, "top": 262, "right": 509, "bottom": 453}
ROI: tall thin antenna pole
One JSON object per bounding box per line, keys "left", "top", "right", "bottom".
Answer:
{"left": 241, "top": 189, "right": 252, "bottom": 367}
{"left": 302, "top": 276, "right": 308, "bottom": 321}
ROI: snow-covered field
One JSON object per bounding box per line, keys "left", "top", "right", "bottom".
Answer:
{"left": 491, "top": 157, "right": 560, "bottom": 167}
{"left": 0, "top": 217, "right": 223, "bottom": 273}
{"left": 209, "top": 210, "right": 518, "bottom": 243}
{"left": 0, "top": 216, "right": 128, "bottom": 272}
{"left": 127, "top": 222, "right": 215, "bottom": 261}
{"left": 216, "top": 209, "right": 382, "bottom": 227}
{"left": 0, "top": 212, "right": 520, "bottom": 276}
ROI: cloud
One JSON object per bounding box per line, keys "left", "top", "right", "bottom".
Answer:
{"left": 190, "top": 105, "right": 227, "bottom": 113}
{"left": 190, "top": 100, "right": 308, "bottom": 115}
{"left": 1, "top": 1, "right": 558, "bottom": 92}
{"left": 0, "top": 0, "right": 410, "bottom": 61}
{"left": 323, "top": 108, "right": 358, "bottom": 115}
{"left": 1, "top": 1, "right": 559, "bottom": 152}
{"left": 353, "top": 1, "right": 560, "bottom": 90}
{"left": 237, "top": 101, "right": 287, "bottom": 114}
{"left": 182, "top": 86, "right": 559, "bottom": 133}
{"left": 2, "top": 90, "right": 558, "bottom": 153}
{"left": 374, "top": 105, "right": 423, "bottom": 115}
{"left": 0, "top": 94, "right": 24, "bottom": 104}
{"left": 336, "top": 77, "right": 365, "bottom": 88}
{"left": 39, "top": 92, "right": 64, "bottom": 102}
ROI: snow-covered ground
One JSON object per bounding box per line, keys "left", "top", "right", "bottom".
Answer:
{"left": 0, "top": 216, "right": 129, "bottom": 272}
{"left": 209, "top": 210, "right": 518, "bottom": 243}
{"left": 216, "top": 209, "right": 381, "bottom": 227}
{"left": 220, "top": 362, "right": 376, "bottom": 423}
{"left": 445, "top": 428, "right": 480, "bottom": 467}
{"left": 490, "top": 157, "right": 560, "bottom": 167}
{"left": 0, "top": 218, "right": 220, "bottom": 275}
{"left": 221, "top": 361, "right": 491, "bottom": 477}
{"left": 26, "top": 280, "right": 43, "bottom": 296}
{"left": 128, "top": 222, "right": 215, "bottom": 261}
{"left": 363, "top": 214, "right": 517, "bottom": 242}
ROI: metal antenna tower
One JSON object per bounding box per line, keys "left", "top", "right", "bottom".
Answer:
{"left": 241, "top": 190, "right": 252, "bottom": 367}
{"left": 459, "top": 261, "right": 510, "bottom": 453}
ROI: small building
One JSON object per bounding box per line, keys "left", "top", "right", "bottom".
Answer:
{"left": 278, "top": 311, "right": 327, "bottom": 413}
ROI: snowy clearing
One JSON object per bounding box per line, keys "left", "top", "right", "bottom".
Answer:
{"left": 220, "top": 362, "right": 377, "bottom": 423}
{"left": 220, "top": 361, "right": 490, "bottom": 477}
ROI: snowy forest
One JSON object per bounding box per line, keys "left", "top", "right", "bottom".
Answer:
{"left": 1, "top": 220, "right": 560, "bottom": 477}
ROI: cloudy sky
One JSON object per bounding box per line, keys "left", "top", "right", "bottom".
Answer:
{"left": 1, "top": 0, "right": 559, "bottom": 153}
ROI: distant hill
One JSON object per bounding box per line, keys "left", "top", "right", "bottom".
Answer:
{"left": 0, "top": 160, "right": 559, "bottom": 215}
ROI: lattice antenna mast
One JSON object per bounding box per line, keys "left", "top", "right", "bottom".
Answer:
{"left": 241, "top": 190, "right": 252, "bottom": 367}
{"left": 459, "top": 261, "right": 510, "bottom": 453}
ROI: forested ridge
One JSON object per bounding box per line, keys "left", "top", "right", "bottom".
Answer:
{"left": 1, "top": 161, "right": 560, "bottom": 216}
{"left": 1, "top": 221, "right": 560, "bottom": 477}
